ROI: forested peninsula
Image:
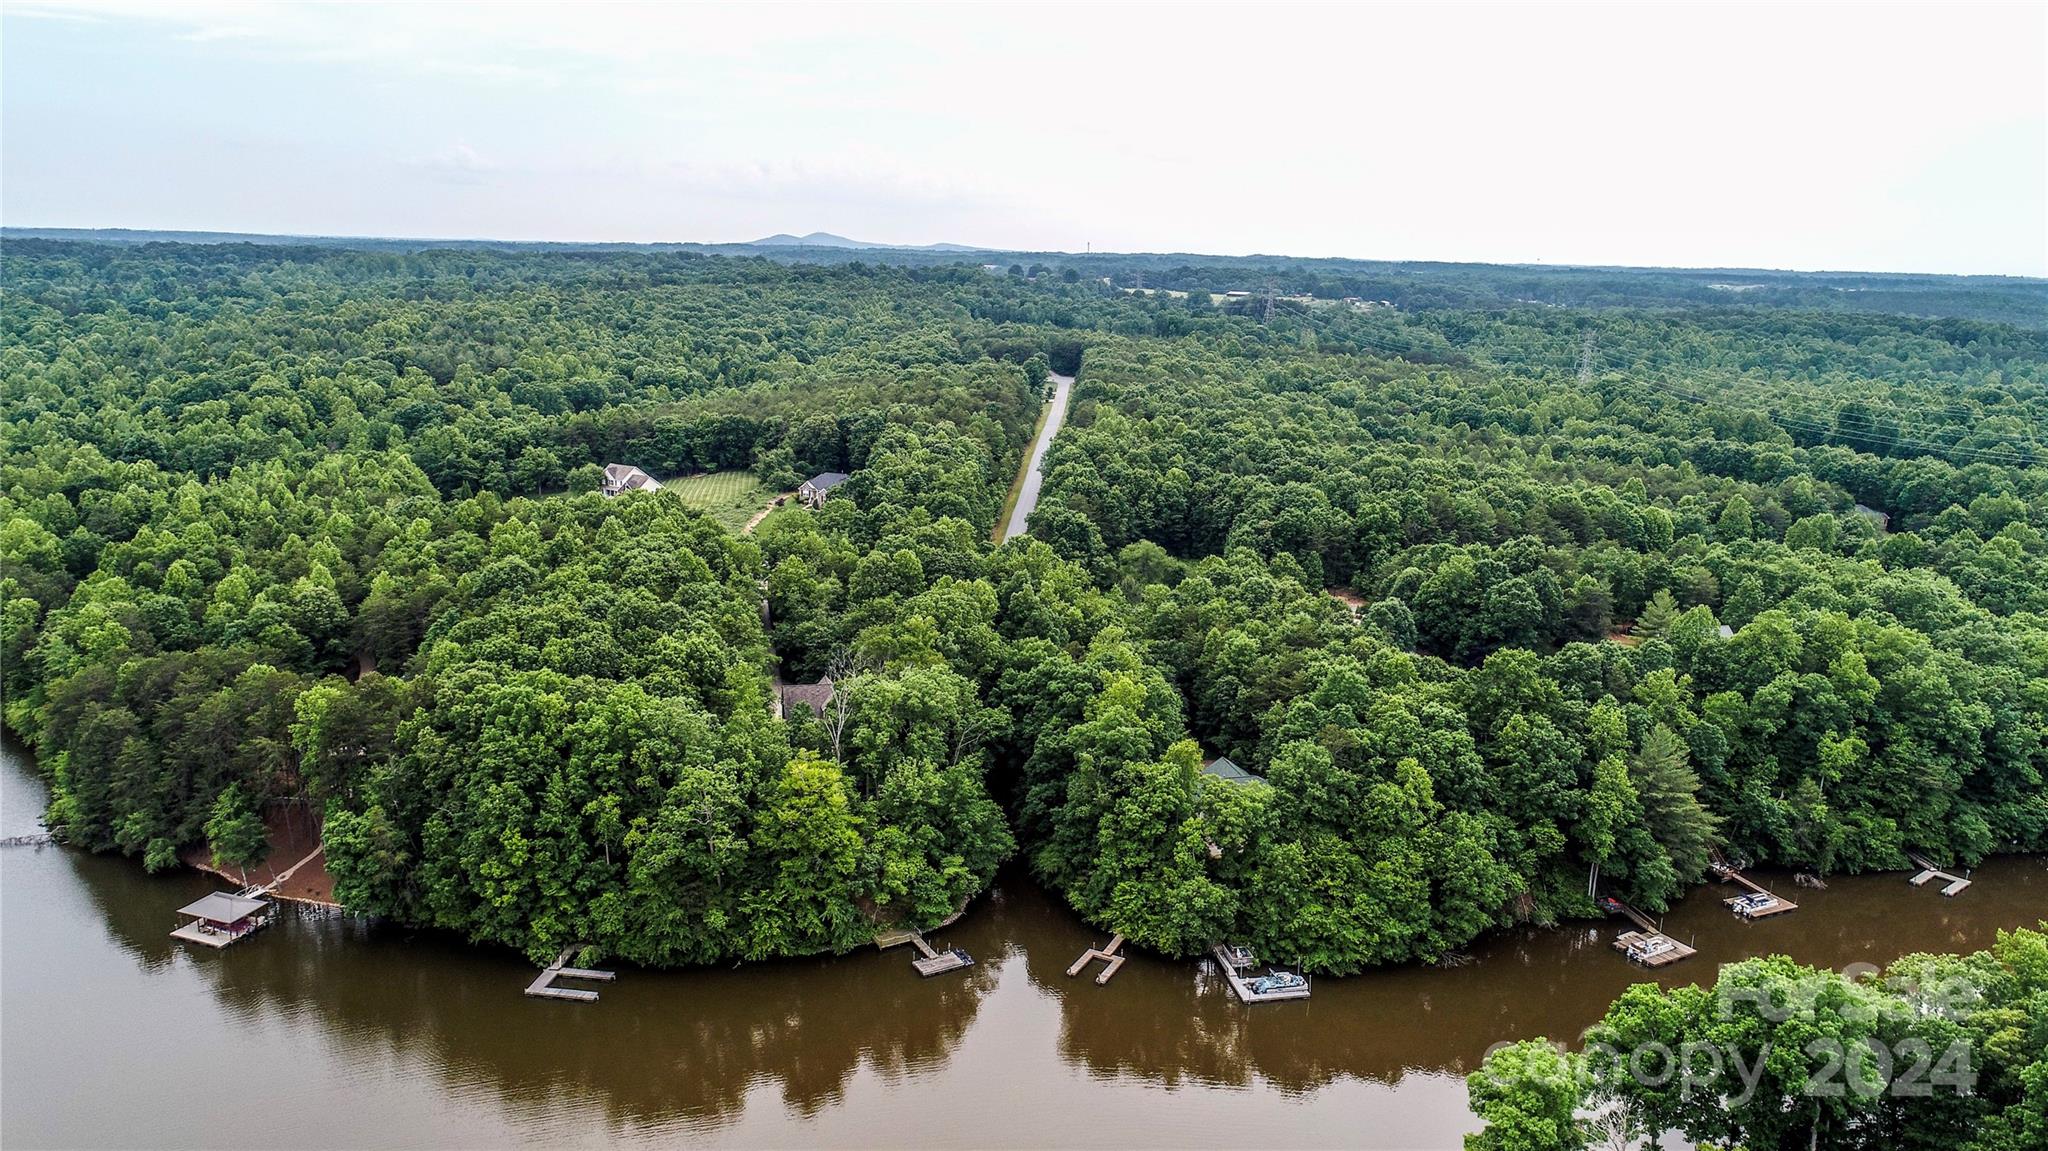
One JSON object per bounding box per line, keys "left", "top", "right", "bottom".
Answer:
{"left": 4, "top": 239, "right": 2045, "bottom": 972}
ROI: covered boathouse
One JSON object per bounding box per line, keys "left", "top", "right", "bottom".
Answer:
{"left": 170, "top": 891, "right": 275, "bottom": 948}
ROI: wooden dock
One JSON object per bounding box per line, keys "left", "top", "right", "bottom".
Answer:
{"left": 877, "top": 927, "right": 973, "bottom": 977}
{"left": 525, "top": 947, "right": 616, "bottom": 1003}
{"left": 1599, "top": 897, "right": 1696, "bottom": 966}
{"left": 1067, "top": 933, "right": 1126, "bottom": 984}
{"left": 1613, "top": 930, "right": 1696, "bottom": 967}
{"left": 912, "top": 948, "right": 973, "bottom": 977}
{"left": 1710, "top": 861, "right": 1799, "bottom": 919}
{"left": 1211, "top": 944, "right": 1310, "bottom": 1004}
{"left": 1907, "top": 852, "right": 1972, "bottom": 896}
{"left": 1609, "top": 898, "right": 1658, "bottom": 934}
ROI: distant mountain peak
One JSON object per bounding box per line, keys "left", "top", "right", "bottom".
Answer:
{"left": 747, "top": 231, "right": 979, "bottom": 252}
{"left": 750, "top": 231, "right": 871, "bottom": 248}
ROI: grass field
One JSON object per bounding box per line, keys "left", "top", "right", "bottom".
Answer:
{"left": 663, "top": 472, "right": 774, "bottom": 532}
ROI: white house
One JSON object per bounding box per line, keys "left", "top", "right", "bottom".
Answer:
{"left": 799, "top": 472, "right": 851, "bottom": 508}
{"left": 602, "top": 463, "right": 663, "bottom": 498}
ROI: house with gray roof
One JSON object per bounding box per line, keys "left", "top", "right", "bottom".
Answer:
{"left": 799, "top": 472, "right": 851, "bottom": 508}
{"left": 779, "top": 678, "right": 836, "bottom": 718}
{"left": 602, "top": 463, "right": 663, "bottom": 498}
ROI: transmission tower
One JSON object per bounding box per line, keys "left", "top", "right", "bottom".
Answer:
{"left": 1578, "top": 331, "right": 1597, "bottom": 383}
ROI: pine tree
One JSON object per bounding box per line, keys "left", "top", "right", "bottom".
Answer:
{"left": 1632, "top": 589, "right": 1680, "bottom": 641}
{"left": 1629, "top": 724, "right": 1717, "bottom": 880}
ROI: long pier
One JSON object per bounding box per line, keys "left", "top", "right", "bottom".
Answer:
{"left": 1907, "top": 852, "right": 1972, "bottom": 896}
{"left": 0, "top": 833, "right": 58, "bottom": 847}
{"left": 1609, "top": 898, "right": 1658, "bottom": 933}
{"left": 1067, "top": 933, "right": 1126, "bottom": 984}
{"left": 525, "top": 946, "right": 616, "bottom": 1003}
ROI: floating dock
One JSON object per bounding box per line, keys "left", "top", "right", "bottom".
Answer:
{"left": 1613, "top": 930, "right": 1697, "bottom": 967}
{"left": 1603, "top": 897, "right": 1697, "bottom": 966}
{"left": 1724, "top": 891, "right": 1797, "bottom": 919}
{"left": 525, "top": 947, "right": 616, "bottom": 1002}
{"left": 1211, "top": 944, "right": 1311, "bottom": 1004}
{"left": 1067, "top": 933, "right": 1126, "bottom": 985}
{"left": 1710, "top": 861, "right": 1799, "bottom": 919}
{"left": 1907, "top": 853, "right": 1972, "bottom": 896}
{"left": 877, "top": 927, "right": 972, "bottom": 977}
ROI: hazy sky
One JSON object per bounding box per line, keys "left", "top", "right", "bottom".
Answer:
{"left": 4, "top": 1, "right": 2043, "bottom": 274}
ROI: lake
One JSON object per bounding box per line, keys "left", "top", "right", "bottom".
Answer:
{"left": 3, "top": 740, "right": 2041, "bottom": 1148}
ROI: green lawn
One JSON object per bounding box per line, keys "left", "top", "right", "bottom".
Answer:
{"left": 664, "top": 472, "right": 774, "bottom": 532}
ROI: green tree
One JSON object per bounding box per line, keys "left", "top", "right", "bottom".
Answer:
{"left": 1466, "top": 1039, "right": 1586, "bottom": 1151}
{"left": 1629, "top": 724, "right": 1717, "bottom": 881}
{"left": 1633, "top": 588, "right": 1680, "bottom": 641}
{"left": 205, "top": 782, "right": 270, "bottom": 883}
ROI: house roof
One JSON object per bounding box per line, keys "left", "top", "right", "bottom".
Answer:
{"left": 1201, "top": 756, "right": 1264, "bottom": 785}
{"left": 804, "top": 472, "right": 851, "bottom": 491}
{"left": 603, "top": 463, "right": 662, "bottom": 491}
{"left": 780, "top": 680, "right": 836, "bottom": 714}
{"left": 177, "top": 891, "right": 271, "bottom": 923}
{"left": 598, "top": 460, "right": 663, "bottom": 487}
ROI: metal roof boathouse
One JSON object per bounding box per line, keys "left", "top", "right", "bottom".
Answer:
{"left": 171, "top": 891, "right": 276, "bottom": 949}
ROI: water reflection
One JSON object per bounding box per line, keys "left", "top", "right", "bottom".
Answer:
{"left": 4, "top": 738, "right": 2043, "bottom": 1149}
{"left": 1028, "top": 857, "right": 2042, "bottom": 1100}
{"left": 217, "top": 905, "right": 1001, "bottom": 1134}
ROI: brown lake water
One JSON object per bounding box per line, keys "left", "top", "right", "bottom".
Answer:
{"left": 3, "top": 740, "right": 2042, "bottom": 1149}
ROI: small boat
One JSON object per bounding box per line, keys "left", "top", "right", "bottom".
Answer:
{"left": 1250, "top": 971, "right": 1306, "bottom": 995}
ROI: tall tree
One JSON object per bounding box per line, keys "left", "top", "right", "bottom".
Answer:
{"left": 1629, "top": 724, "right": 1717, "bottom": 882}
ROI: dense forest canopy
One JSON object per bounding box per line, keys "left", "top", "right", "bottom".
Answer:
{"left": 3, "top": 238, "right": 2043, "bottom": 973}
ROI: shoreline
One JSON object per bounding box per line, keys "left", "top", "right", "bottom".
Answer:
{"left": 183, "top": 850, "right": 346, "bottom": 912}
{"left": 179, "top": 849, "right": 2042, "bottom": 977}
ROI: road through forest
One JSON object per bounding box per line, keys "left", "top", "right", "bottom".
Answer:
{"left": 999, "top": 372, "right": 1075, "bottom": 543}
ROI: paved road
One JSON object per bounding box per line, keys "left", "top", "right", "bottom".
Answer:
{"left": 1000, "top": 372, "right": 1075, "bottom": 543}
